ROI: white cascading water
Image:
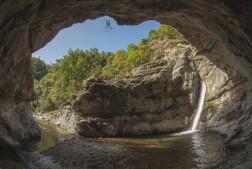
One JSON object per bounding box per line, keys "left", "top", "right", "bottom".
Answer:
{"left": 170, "top": 82, "right": 207, "bottom": 136}
{"left": 191, "top": 82, "right": 206, "bottom": 131}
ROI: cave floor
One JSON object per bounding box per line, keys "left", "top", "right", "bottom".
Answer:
{"left": 0, "top": 125, "right": 251, "bottom": 169}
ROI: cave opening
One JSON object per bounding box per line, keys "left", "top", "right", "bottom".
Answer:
{"left": 32, "top": 16, "right": 168, "bottom": 116}
{"left": 27, "top": 16, "right": 227, "bottom": 169}
{"left": 32, "top": 15, "right": 207, "bottom": 137}
{"left": 31, "top": 16, "right": 206, "bottom": 139}
{"left": 1, "top": 1, "right": 252, "bottom": 168}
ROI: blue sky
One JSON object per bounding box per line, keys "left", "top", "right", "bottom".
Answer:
{"left": 33, "top": 16, "right": 160, "bottom": 64}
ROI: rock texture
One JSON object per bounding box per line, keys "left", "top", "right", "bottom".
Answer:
{"left": 233, "top": 161, "right": 252, "bottom": 169}
{"left": 57, "top": 102, "right": 77, "bottom": 133}
{"left": 0, "top": 0, "right": 252, "bottom": 146}
{"left": 70, "top": 45, "right": 200, "bottom": 137}
{"left": 59, "top": 42, "right": 252, "bottom": 140}
{"left": 0, "top": 100, "right": 40, "bottom": 148}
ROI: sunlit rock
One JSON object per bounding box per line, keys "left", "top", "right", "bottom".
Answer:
{"left": 62, "top": 45, "right": 200, "bottom": 137}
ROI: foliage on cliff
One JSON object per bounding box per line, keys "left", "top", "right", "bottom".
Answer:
{"left": 33, "top": 24, "right": 186, "bottom": 113}
{"left": 33, "top": 49, "right": 112, "bottom": 112}
{"left": 32, "top": 57, "right": 48, "bottom": 81}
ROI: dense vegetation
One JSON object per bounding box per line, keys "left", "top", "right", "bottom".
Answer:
{"left": 32, "top": 57, "right": 48, "bottom": 81}
{"left": 32, "top": 24, "right": 187, "bottom": 113}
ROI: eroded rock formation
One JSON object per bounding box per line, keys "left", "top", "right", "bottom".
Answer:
{"left": 66, "top": 45, "right": 200, "bottom": 137}
{"left": 1, "top": 0, "right": 252, "bottom": 147}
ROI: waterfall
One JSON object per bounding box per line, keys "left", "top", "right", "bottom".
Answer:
{"left": 191, "top": 82, "right": 206, "bottom": 131}
{"left": 171, "top": 82, "right": 206, "bottom": 136}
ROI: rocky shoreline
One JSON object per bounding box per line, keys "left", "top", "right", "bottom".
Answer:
{"left": 42, "top": 137, "right": 139, "bottom": 169}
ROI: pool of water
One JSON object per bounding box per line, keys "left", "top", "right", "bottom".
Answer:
{"left": 0, "top": 123, "right": 73, "bottom": 169}
{"left": 21, "top": 123, "right": 73, "bottom": 152}
{"left": 101, "top": 132, "right": 228, "bottom": 169}
{"left": 0, "top": 124, "right": 231, "bottom": 169}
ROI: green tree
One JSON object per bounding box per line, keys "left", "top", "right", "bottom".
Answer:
{"left": 148, "top": 25, "right": 186, "bottom": 43}
{"left": 32, "top": 57, "right": 48, "bottom": 80}
{"left": 102, "top": 50, "right": 128, "bottom": 76}
{"left": 34, "top": 48, "right": 113, "bottom": 113}
{"left": 126, "top": 44, "right": 152, "bottom": 71}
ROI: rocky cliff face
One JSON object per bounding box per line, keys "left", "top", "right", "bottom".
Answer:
{"left": 59, "top": 43, "right": 251, "bottom": 140}
{"left": 1, "top": 0, "right": 252, "bottom": 147}
{"left": 69, "top": 45, "right": 200, "bottom": 137}
{"left": 193, "top": 50, "right": 250, "bottom": 141}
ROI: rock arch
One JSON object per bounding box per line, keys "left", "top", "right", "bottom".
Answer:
{"left": 0, "top": 0, "right": 252, "bottom": 147}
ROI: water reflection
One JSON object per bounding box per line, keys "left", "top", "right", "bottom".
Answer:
{"left": 191, "top": 133, "right": 226, "bottom": 168}
{"left": 21, "top": 123, "right": 72, "bottom": 152}
{"left": 0, "top": 124, "right": 228, "bottom": 169}
{"left": 192, "top": 133, "right": 205, "bottom": 168}
{"left": 103, "top": 132, "right": 228, "bottom": 169}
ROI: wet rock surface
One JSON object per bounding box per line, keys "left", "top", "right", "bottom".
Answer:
{"left": 214, "top": 142, "right": 252, "bottom": 169}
